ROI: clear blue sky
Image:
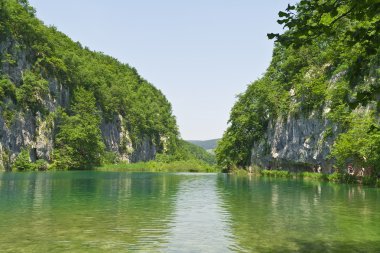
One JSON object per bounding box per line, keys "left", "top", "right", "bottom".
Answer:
{"left": 28, "top": 0, "right": 295, "bottom": 140}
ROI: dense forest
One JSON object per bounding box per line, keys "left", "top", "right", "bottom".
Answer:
{"left": 0, "top": 0, "right": 214, "bottom": 171}
{"left": 216, "top": 0, "right": 380, "bottom": 176}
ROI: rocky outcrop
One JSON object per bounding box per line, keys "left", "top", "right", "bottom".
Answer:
{"left": 250, "top": 111, "right": 338, "bottom": 173}
{"left": 100, "top": 114, "right": 133, "bottom": 162}
{"left": 249, "top": 66, "right": 378, "bottom": 172}
{"left": 0, "top": 42, "right": 159, "bottom": 171}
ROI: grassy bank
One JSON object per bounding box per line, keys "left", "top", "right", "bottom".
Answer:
{"left": 97, "top": 159, "right": 219, "bottom": 173}
{"left": 235, "top": 169, "right": 380, "bottom": 187}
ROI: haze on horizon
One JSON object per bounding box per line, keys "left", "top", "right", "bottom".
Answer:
{"left": 28, "top": 0, "right": 295, "bottom": 140}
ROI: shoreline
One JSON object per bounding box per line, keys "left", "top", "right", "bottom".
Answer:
{"left": 231, "top": 169, "right": 380, "bottom": 187}
{"left": 96, "top": 160, "right": 219, "bottom": 173}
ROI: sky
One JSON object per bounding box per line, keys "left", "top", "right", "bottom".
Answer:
{"left": 28, "top": 0, "right": 295, "bottom": 140}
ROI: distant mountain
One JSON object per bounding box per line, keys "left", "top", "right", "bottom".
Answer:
{"left": 186, "top": 139, "right": 220, "bottom": 151}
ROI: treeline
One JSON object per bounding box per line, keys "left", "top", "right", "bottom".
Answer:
{"left": 216, "top": 0, "right": 380, "bottom": 174}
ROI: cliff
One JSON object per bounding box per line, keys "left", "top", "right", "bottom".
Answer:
{"left": 216, "top": 1, "right": 380, "bottom": 173}
{"left": 0, "top": 1, "right": 178, "bottom": 170}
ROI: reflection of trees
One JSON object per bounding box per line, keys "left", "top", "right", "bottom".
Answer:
{"left": 216, "top": 175, "right": 380, "bottom": 252}
{"left": 0, "top": 172, "right": 180, "bottom": 252}
{"left": 163, "top": 174, "right": 237, "bottom": 252}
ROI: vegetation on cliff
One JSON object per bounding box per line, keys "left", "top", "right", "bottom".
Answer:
{"left": 0, "top": 0, "right": 215, "bottom": 171}
{"left": 216, "top": 0, "right": 380, "bottom": 175}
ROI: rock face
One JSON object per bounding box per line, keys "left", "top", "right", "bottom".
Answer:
{"left": 250, "top": 111, "right": 338, "bottom": 173}
{"left": 249, "top": 68, "right": 378, "bottom": 173}
{"left": 0, "top": 39, "right": 161, "bottom": 171}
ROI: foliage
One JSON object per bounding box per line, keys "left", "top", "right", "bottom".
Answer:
{"left": 217, "top": 0, "right": 380, "bottom": 172}
{"left": 12, "top": 148, "right": 33, "bottom": 171}
{"left": 102, "top": 151, "right": 119, "bottom": 164}
{"left": 0, "top": 0, "right": 191, "bottom": 170}
{"left": 52, "top": 88, "right": 105, "bottom": 170}
{"left": 0, "top": 76, "right": 16, "bottom": 102}
{"left": 34, "top": 159, "right": 48, "bottom": 171}
{"left": 16, "top": 70, "right": 48, "bottom": 112}
{"left": 216, "top": 77, "right": 285, "bottom": 170}
{"left": 268, "top": 0, "right": 380, "bottom": 53}
{"left": 177, "top": 140, "right": 215, "bottom": 164}
{"left": 98, "top": 159, "right": 218, "bottom": 173}
{"left": 331, "top": 112, "right": 380, "bottom": 173}
{"left": 259, "top": 170, "right": 292, "bottom": 178}
{"left": 187, "top": 139, "right": 220, "bottom": 150}
{"left": 12, "top": 149, "right": 49, "bottom": 171}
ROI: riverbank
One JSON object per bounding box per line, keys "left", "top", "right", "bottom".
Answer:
{"left": 97, "top": 159, "right": 219, "bottom": 173}
{"left": 233, "top": 169, "right": 380, "bottom": 187}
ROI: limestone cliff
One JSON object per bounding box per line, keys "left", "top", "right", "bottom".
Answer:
{"left": 217, "top": 31, "right": 379, "bottom": 172}
{"left": 0, "top": 1, "right": 177, "bottom": 170}
{"left": 249, "top": 62, "right": 379, "bottom": 173}
{"left": 0, "top": 39, "right": 163, "bottom": 170}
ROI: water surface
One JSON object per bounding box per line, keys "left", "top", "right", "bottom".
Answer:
{"left": 0, "top": 172, "right": 379, "bottom": 252}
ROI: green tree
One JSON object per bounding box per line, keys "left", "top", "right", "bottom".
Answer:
{"left": 12, "top": 148, "right": 33, "bottom": 171}
{"left": 16, "top": 70, "right": 48, "bottom": 112}
{"left": 0, "top": 76, "right": 16, "bottom": 101}
{"left": 332, "top": 113, "right": 380, "bottom": 174}
{"left": 53, "top": 88, "right": 105, "bottom": 170}
{"left": 268, "top": 0, "right": 380, "bottom": 51}
{"left": 1, "top": 0, "right": 187, "bottom": 170}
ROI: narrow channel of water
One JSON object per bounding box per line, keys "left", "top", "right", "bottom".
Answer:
{"left": 0, "top": 172, "right": 379, "bottom": 252}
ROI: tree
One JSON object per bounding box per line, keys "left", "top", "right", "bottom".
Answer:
{"left": 268, "top": 0, "right": 380, "bottom": 52}
{"left": 16, "top": 70, "right": 48, "bottom": 112}
{"left": 13, "top": 148, "right": 33, "bottom": 171}
{"left": 53, "top": 88, "right": 105, "bottom": 170}
{"left": 332, "top": 113, "right": 380, "bottom": 175}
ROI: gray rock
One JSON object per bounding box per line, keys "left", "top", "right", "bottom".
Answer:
{"left": 0, "top": 37, "right": 160, "bottom": 170}
{"left": 251, "top": 111, "right": 337, "bottom": 173}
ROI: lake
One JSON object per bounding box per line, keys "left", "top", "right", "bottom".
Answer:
{"left": 0, "top": 171, "right": 379, "bottom": 252}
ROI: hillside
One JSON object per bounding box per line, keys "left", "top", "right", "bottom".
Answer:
{"left": 156, "top": 140, "right": 216, "bottom": 165}
{"left": 0, "top": 0, "right": 183, "bottom": 170}
{"left": 187, "top": 139, "right": 220, "bottom": 151}
{"left": 216, "top": 1, "right": 380, "bottom": 175}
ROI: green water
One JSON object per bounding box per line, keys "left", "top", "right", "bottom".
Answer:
{"left": 0, "top": 172, "right": 379, "bottom": 252}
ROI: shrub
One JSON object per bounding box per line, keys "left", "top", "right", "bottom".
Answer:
{"left": 33, "top": 159, "right": 48, "bottom": 171}
{"left": 260, "top": 170, "right": 291, "bottom": 178}
{"left": 362, "top": 176, "right": 377, "bottom": 186}
{"left": 327, "top": 172, "right": 342, "bottom": 182}
{"left": 12, "top": 148, "right": 33, "bottom": 171}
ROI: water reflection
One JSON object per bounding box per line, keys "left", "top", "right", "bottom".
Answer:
{"left": 164, "top": 173, "right": 238, "bottom": 252}
{"left": 217, "top": 174, "right": 380, "bottom": 252}
{"left": 0, "top": 172, "right": 379, "bottom": 252}
{"left": 0, "top": 172, "right": 181, "bottom": 252}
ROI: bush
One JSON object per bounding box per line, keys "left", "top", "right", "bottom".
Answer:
{"left": 362, "top": 176, "right": 377, "bottom": 186}
{"left": 102, "top": 151, "right": 119, "bottom": 164}
{"left": 98, "top": 159, "right": 218, "bottom": 173}
{"left": 16, "top": 70, "right": 48, "bottom": 112}
{"left": 327, "top": 172, "right": 342, "bottom": 182}
{"left": 33, "top": 159, "right": 48, "bottom": 171}
{"left": 300, "top": 172, "right": 327, "bottom": 180}
{"left": 259, "top": 170, "right": 291, "bottom": 178}
{"left": 331, "top": 113, "right": 380, "bottom": 173}
{"left": 12, "top": 149, "right": 33, "bottom": 171}
{"left": 53, "top": 88, "right": 105, "bottom": 169}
